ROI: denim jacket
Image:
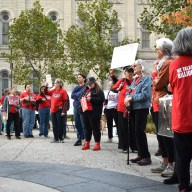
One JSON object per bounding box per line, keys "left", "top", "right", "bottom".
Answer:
{"left": 3, "top": 95, "right": 21, "bottom": 113}
{"left": 126, "top": 76, "right": 152, "bottom": 110}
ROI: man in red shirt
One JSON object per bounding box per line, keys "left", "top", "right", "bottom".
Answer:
{"left": 170, "top": 27, "right": 192, "bottom": 192}
{"left": 20, "top": 84, "right": 37, "bottom": 138}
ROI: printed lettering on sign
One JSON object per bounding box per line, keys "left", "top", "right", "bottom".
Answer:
{"left": 177, "top": 65, "right": 192, "bottom": 79}
{"left": 53, "top": 94, "right": 60, "bottom": 98}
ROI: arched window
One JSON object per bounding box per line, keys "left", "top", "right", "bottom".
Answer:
{"left": 48, "top": 11, "right": 58, "bottom": 22}
{"left": 0, "top": 10, "right": 10, "bottom": 45}
{"left": 0, "top": 70, "right": 9, "bottom": 96}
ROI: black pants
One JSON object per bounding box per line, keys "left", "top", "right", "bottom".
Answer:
{"left": 133, "top": 108, "right": 150, "bottom": 158}
{"left": 7, "top": 112, "right": 20, "bottom": 137}
{"left": 51, "top": 109, "right": 64, "bottom": 141}
{"left": 105, "top": 108, "right": 118, "bottom": 139}
{"left": 174, "top": 132, "right": 192, "bottom": 191}
{"left": 118, "top": 112, "right": 129, "bottom": 150}
{"left": 83, "top": 110, "right": 101, "bottom": 142}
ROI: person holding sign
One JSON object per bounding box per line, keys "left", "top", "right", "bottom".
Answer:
{"left": 3, "top": 87, "right": 21, "bottom": 139}
{"left": 81, "top": 77, "right": 105, "bottom": 151}
{"left": 111, "top": 66, "right": 136, "bottom": 153}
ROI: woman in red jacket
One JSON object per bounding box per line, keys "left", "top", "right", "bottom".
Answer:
{"left": 111, "top": 66, "right": 135, "bottom": 153}
{"left": 48, "top": 78, "right": 68, "bottom": 143}
{"left": 170, "top": 27, "right": 192, "bottom": 192}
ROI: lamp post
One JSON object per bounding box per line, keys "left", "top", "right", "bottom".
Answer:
{"left": 10, "top": 48, "right": 13, "bottom": 88}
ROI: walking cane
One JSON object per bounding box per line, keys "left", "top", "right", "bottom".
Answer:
{"left": 127, "top": 110, "right": 130, "bottom": 165}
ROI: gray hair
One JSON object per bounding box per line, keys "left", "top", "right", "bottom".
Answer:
{"left": 55, "top": 78, "right": 64, "bottom": 88}
{"left": 156, "top": 38, "right": 173, "bottom": 56}
{"left": 172, "top": 27, "right": 192, "bottom": 56}
{"left": 134, "top": 59, "right": 151, "bottom": 76}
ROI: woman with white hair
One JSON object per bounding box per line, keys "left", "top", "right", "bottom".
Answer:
{"left": 48, "top": 78, "right": 68, "bottom": 143}
{"left": 124, "top": 59, "right": 152, "bottom": 166}
{"left": 150, "top": 38, "right": 175, "bottom": 178}
{"left": 170, "top": 27, "right": 192, "bottom": 192}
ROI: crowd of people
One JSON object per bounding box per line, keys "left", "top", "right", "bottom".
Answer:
{"left": 0, "top": 27, "right": 192, "bottom": 192}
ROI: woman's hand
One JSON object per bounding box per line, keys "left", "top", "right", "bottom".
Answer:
{"left": 61, "top": 112, "right": 65, "bottom": 116}
{"left": 124, "top": 97, "right": 132, "bottom": 106}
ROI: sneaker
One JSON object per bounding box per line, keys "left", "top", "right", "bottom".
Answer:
{"left": 137, "top": 158, "right": 152, "bottom": 166}
{"left": 163, "top": 175, "right": 179, "bottom": 185}
{"left": 24, "top": 135, "right": 29, "bottom": 138}
{"left": 51, "top": 139, "right": 59, "bottom": 143}
{"left": 44, "top": 135, "right": 50, "bottom": 138}
{"left": 16, "top": 136, "right": 21, "bottom": 139}
{"left": 39, "top": 135, "right": 45, "bottom": 138}
{"left": 74, "top": 140, "right": 82, "bottom": 146}
{"left": 122, "top": 150, "right": 128, "bottom": 154}
{"left": 155, "top": 149, "right": 162, "bottom": 156}
{"left": 161, "top": 165, "right": 174, "bottom": 177}
{"left": 29, "top": 135, "right": 34, "bottom": 138}
{"left": 150, "top": 162, "right": 166, "bottom": 173}
{"left": 130, "top": 156, "right": 142, "bottom": 163}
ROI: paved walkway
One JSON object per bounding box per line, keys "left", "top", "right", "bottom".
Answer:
{"left": 0, "top": 129, "right": 183, "bottom": 192}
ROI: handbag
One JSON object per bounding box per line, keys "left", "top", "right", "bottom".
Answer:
{"left": 80, "top": 96, "right": 88, "bottom": 112}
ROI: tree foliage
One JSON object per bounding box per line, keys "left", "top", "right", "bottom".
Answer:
{"left": 64, "top": 0, "right": 121, "bottom": 85}
{"left": 138, "top": 0, "right": 189, "bottom": 39}
{"left": 4, "top": 0, "right": 64, "bottom": 87}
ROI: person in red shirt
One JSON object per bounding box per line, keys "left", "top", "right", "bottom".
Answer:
{"left": 81, "top": 77, "right": 105, "bottom": 151}
{"left": 20, "top": 84, "right": 37, "bottom": 138}
{"left": 169, "top": 27, "right": 192, "bottom": 192}
{"left": 36, "top": 85, "right": 51, "bottom": 138}
{"left": 3, "top": 87, "right": 21, "bottom": 139}
{"left": 111, "top": 66, "right": 135, "bottom": 153}
{"left": 48, "top": 78, "right": 68, "bottom": 143}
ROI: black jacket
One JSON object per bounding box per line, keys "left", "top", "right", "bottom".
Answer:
{"left": 86, "top": 87, "right": 105, "bottom": 119}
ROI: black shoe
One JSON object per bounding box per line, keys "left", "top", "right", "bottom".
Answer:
{"left": 130, "top": 156, "right": 142, "bottom": 163}
{"left": 64, "top": 135, "right": 70, "bottom": 140}
{"left": 0, "top": 132, "right": 2, "bottom": 135}
{"left": 51, "top": 139, "right": 59, "bottom": 143}
{"left": 7, "top": 136, "right": 11, "bottom": 140}
{"left": 74, "top": 140, "right": 82, "bottom": 146}
{"left": 29, "top": 135, "right": 34, "bottom": 138}
{"left": 137, "top": 158, "right": 152, "bottom": 166}
{"left": 155, "top": 149, "right": 162, "bottom": 156}
{"left": 24, "top": 135, "right": 29, "bottom": 138}
{"left": 60, "top": 140, "right": 64, "bottom": 143}
{"left": 16, "top": 136, "right": 21, "bottom": 139}
{"left": 122, "top": 150, "right": 128, "bottom": 154}
{"left": 163, "top": 176, "right": 179, "bottom": 185}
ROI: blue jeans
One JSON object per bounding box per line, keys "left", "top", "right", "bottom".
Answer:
{"left": 51, "top": 109, "right": 64, "bottom": 141}
{"left": 73, "top": 108, "right": 85, "bottom": 140}
{"left": 22, "top": 108, "right": 35, "bottom": 136}
{"left": 38, "top": 108, "right": 50, "bottom": 136}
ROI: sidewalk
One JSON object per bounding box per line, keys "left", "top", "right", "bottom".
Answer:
{"left": 0, "top": 129, "right": 182, "bottom": 191}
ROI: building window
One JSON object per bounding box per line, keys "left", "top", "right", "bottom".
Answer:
{"left": 0, "top": 71, "right": 9, "bottom": 95}
{"left": 0, "top": 11, "right": 10, "bottom": 45}
{"left": 48, "top": 11, "right": 58, "bottom": 22}
{"left": 141, "top": 30, "right": 150, "bottom": 49}
{"left": 111, "top": 31, "right": 119, "bottom": 46}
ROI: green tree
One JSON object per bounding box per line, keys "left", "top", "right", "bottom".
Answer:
{"left": 64, "top": 0, "right": 121, "bottom": 86}
{"left": 3, "top": 0, "right": 64, "bottom": 87}
{"left": 138, "top": 0, "right": 188, "bottom": 40}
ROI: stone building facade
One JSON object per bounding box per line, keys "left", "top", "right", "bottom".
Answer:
{"left": 0, "top": 0, "right": 158, "bottom": 96}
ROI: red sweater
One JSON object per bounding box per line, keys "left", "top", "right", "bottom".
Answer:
{"left": 169, "top": 56, "right": 192, "bottom": 133}
{"left": 48, "top": 88, "right": 68, "bottom": 113}
{"left": 113, "top": 78, "right": 133, "bottom": 112}
{"left": 36, "top": 94, "right": 51, "bottom": 109}
{"left": 20, "top": 92, "right": 37, "bottom": 110}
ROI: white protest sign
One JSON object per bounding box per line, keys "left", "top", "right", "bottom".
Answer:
{"left": 111, "top": 43, "right": 139, "bottom": 69}
{"left": 46, "top": 74, "right": 52, "bottom": 87}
